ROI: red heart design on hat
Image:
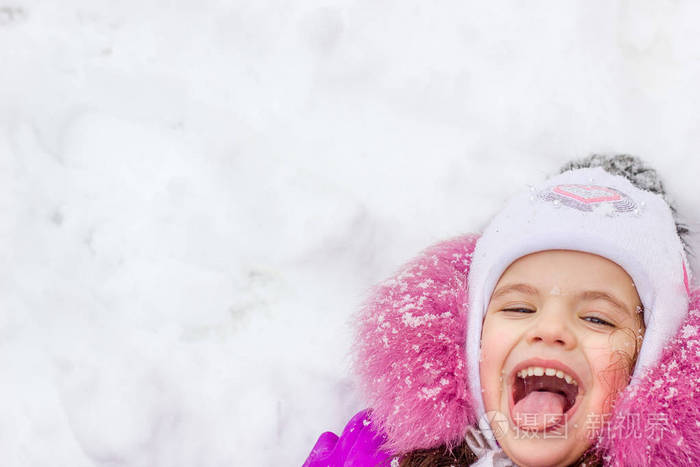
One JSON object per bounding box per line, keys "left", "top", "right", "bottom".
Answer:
{"left": 553, "top": 184, "right": 622, "bottom": 204}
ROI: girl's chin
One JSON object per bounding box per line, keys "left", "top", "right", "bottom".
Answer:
{"left": 497, "top": 424, "right": 592, "bottom": 467}
{"left": 501, "top": 445, "right": 583, "bottom": 467}
{"left": 488, "top": 402, "right": 596, "bottom": 467}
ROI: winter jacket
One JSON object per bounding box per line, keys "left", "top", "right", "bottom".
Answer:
{"left": 303, "top": 234, "right": 700, "bottom": 466}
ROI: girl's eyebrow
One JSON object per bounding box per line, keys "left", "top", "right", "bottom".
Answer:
{"left": 491, "top": 283, "right": 539, "bottom": 300}
{"left": 492, "top": 283, "right": 634, "bottom": 316}
{"left": 577, "top": 290, "right": 632, "bottom": 316}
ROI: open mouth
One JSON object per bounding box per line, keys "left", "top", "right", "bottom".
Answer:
{"left": 509, "top": 364, "right": 582, "bottom": 432}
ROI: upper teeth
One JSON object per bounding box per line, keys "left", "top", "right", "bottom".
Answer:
{"left": 517, "top": 366, "right": 577, "bottom": 386}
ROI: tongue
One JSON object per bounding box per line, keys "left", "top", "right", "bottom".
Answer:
{"left": 512, "top": 391, "right": 567, "bottom": 430}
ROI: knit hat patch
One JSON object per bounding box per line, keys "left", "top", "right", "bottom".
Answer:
{"left": 537, "top": 184, "right": 638, "bottom": 214}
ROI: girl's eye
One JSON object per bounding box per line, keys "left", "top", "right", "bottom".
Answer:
{"left": 583, "top": 316, "right": 614, "bottom": 327}
{"left": 502, "top": 308, "right": 535, "bottom": 314}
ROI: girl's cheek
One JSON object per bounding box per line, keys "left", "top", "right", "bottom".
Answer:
{"left": 480, "top": 320, "right": 511, "bottom": 360}
{"left": 590, "top": 337, "right": 636, "bottom": 414}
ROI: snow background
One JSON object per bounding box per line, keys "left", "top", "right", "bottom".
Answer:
{"left": 1, "top": 1, "right": 700, "bottom": 466}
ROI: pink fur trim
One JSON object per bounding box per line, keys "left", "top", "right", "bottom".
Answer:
{"left": 352, "top": 234, "right": 479, "bottom": 454}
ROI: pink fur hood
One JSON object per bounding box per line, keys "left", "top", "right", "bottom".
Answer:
{"left": 352, "top": 234, "right": 700, "bottom": 465}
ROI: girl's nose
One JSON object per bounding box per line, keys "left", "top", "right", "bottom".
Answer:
{"left": 526, "top": 312, "right": 577, "bottom": 349}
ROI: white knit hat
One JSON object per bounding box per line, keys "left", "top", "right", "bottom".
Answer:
{"left": 466, "top": 166, "right": 691, "bottom": 422}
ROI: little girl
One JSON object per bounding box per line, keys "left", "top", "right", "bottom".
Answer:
{"left": 303, "top": 155, "right": 699, "bottom": 466}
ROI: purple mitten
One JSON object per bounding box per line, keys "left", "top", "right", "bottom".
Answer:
{"left": 303, "top": 410, "right": 393, "bottom": 467}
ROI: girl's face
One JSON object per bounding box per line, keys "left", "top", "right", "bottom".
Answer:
{"left": 479, "top": 250, "right": 644, "bottom": 467}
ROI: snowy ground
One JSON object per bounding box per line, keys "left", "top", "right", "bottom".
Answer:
{"left": 1, "top": 1, "right": 700, "bottom": 466}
